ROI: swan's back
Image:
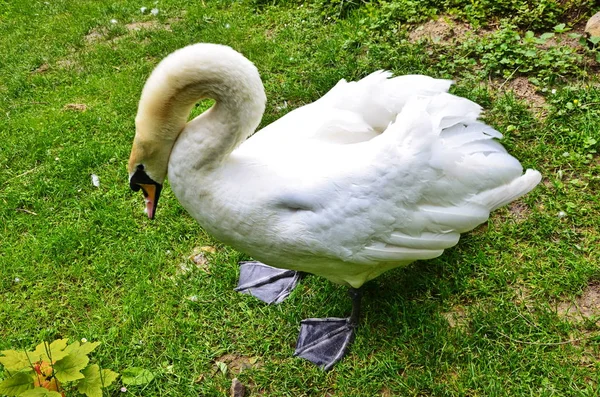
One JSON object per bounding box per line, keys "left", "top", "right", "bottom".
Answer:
{"left": 241, "top": 72, "right": 452, "bottom": 149}
{"left": 176, "top": 72, "right": 541, "bottom": 287}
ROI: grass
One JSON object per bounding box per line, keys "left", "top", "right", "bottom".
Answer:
{"left": 1, "top": 0, "right": 600, "bottom": 395}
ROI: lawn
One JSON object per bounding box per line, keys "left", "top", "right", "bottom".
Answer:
{"left": 1, "top": 0, "right": 599, "bottom": 395}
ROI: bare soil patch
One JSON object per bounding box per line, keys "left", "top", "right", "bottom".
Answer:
{"left": 507, "top": 201, "right": 532, "bottom": 223}
{"left": 126, "top": 21, "right": 172, "bottom": 32}
{"left": 63, "top": 103, "right": 87, "bottom": 112}
{"left": 214, "top": 354, "right": 262, "bottom": 374}
{"left": 557, "top": 283, "right": 600, "bottom": 325}
{"left": 84, "top": 19, "right": 175, "bottom": 44}
{"left": 33, "top": 63, "right": 49, "bottom": 74}
{"left": 442, "top": 305, "right": 469, "bottom": 330}
{"left": 491, "top": 76, "right": 548, "bottom": 114}
{"left": 84, "top": 28, "right": 106, "bottom": 43}
{"left": 408, "top": 16, "right": 472, "bottom": 44}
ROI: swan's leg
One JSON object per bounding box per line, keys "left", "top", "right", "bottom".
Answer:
{"left": 294, "top": 287, "right": 362, "bottom": 370}
{"left": 235, "top": 261, "right": 302, "bottom": 304}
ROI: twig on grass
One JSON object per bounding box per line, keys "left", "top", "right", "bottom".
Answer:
{"left": 16, "top": 208, "right": 38, "bottom": 216}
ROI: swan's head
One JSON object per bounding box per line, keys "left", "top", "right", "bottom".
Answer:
{"left": 128, "top": 131, "right": 171, "bottom": 219}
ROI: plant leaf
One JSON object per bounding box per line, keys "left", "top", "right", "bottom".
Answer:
{"left": 31, "top": 339, "right": 69, "bottom": 363}
{"left": 216, "top": 361, "right": 228, "bottom": 375}
{"left": 63, "top": 341, "right": 101, "bottom": 357}
{"left": 77, "top": 364, "right": 119, "bottom": 397}
{"left": 121, "top": 367, "right": 155, "bottom": 385}
{"left": 0, "top": 372, "right": 34, "bottom": 396}
{"left": 554, "top": 23, "right": 567, "bottom": 32}
{"left": 19, "top": 387, "right": 63, "bottom": 397}
{"left": 53, "top": 353, "right": 89, "bottom": 383}
{"left": 99, "top": 368, "right": 119, "bottom": 387}
{"left": 540, "top": 32, "right": 554, "bottom": 40}
{"left": 0, "top": 350, "right": 32, "bottom": 372}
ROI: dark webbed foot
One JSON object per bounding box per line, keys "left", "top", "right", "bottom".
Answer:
{"left": 235, "top": 261, "right": 301, "bottom": 304}
{"left": 294, "top": 288, "right": 362, "bottom": 370}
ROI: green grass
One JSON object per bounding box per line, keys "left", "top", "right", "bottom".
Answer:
{"left": 1, "top": 0, "right": 600, "bottom": 395}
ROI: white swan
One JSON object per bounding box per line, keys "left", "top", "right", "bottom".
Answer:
{"left": 128, "top": 43, "right": 541, "bottom": 369}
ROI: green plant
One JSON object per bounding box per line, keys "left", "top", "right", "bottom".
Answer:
{"left": 432, "top": 22, "right": 586, "bottom": 84}
{"left": 0, "top": 339, "right": 118, "bottom": 397}
{"left": 0, "top": 340, "right": 156, "bottom": 397}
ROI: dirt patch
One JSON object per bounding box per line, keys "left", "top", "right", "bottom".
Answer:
{"left": 126, "top": 21, "right": 172, "bottom": 32}
{"left": 177, "top": 246, "right": 216, "bottom": 275}
{"left": 409, "top": 16, "right": 473, "bottom": 44}
{"left": 557, "top": 283, "right": 600, "bottom": 324}
{"left": 507, "top": 201, "right": 531, "bottom": 223}
{"left": 493, "top": 76, "right": 547, "bottom": 113}
{"left": 214, "top": 354, "right": 262, "bottom": 374}
{"left": 84, "top": 28, "right": 106, "bottom": 43}
{"left": 56, "top": 58, "right": 77, "bottom": 70}
{"left": 513, "top": 285, "right": 535, "bottom": 306}
{"left": 265, "top": 28, "right": 276, "bottom": 40}
{"left": 380, "top": 387, "right": 393, "bottom": 396}
{"left": 63, "top": 103, "right": 87, "bottom": 112}
{"left": 84, "top": 19, "right": 175, "bottom": 44}
{"left": 33, "top": 63, "right": 49, "bottom": 74}
{"left": 442, "top": 305, "right": 469, "bottom": 330}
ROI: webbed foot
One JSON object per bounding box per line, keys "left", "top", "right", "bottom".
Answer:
{"left": 294, "top": 317, "right": 355, "bottom": 370}
{"left": 294, "top": 288, "right": 363, "bottom": 370}
{"left": 235, "top": 261, "right": 301, "bottom": 304}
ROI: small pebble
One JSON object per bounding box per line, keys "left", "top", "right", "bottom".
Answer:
{"left": 230, "top": 378, "right": 245, "bottom": 397}
{"left": 91, "top": 174, "right": 100, "bottom": 187}
{"left": 140, "top": 6, "right": 147, "bottom": 13}
{"left": 120, "top": 387, "right": 127, "bottom": 392}
{"left": 585, "top": 11, "right": 600, "bottom": 38}
{"left": 558, "top": 211, "right": 567, "bottom": 218}
{"left": 14, "top": 277, "right": 20, "bottom": 283}
{"left": 81, "top": 338, "right": 88, "bottom": 343}
{"left": 151, "top": 8, "right": 159, "bottom": 16}
{"left": 110, "top": 19, "right": 118, "bottom": 24}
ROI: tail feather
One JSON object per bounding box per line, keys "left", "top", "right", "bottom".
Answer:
{"left": 391, "top": 92, "right": 542, "bottom": 212}
{"left": 470, "top": 169, "right": 542, "bottom": 211}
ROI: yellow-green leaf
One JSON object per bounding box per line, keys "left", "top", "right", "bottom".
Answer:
{"left": 100, "top": 368, "right": 119, "bottom": 387}
{"left": 63, "top": 341, "right": 100, "bottom": 357}
{"left": 31, "top": 339, "right": 69, "bottom": 363}
{"left": 19, "top": 387, "right": 63, "bottom": 397}
{"left": 53, "top": 353, "right": 88, "bottom": 383}
{"left": 0, "top": 372, "right": 34, "bottom": 396}
{"left": 0, "top": 350, "right": 31, "bottom": 372}
{"left": 121, "top": 367, "right": 154, "bottom": 385}
{"left": 77, "top": 364, "right": 119, "bottom": 397}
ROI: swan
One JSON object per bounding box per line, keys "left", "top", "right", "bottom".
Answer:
{"left": 128, "top": 43, "right": 541, "bottom": 370}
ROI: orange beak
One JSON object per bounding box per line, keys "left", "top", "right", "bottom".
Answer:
{"left": 129, "top": 166, "right": 162, "bottom": 219}
{"left": 138, "top": 183, "right": 161, "bottom": 219}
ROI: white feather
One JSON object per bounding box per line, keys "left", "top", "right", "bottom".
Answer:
{"left": 133, "top": 43, "right": 543, "bottom": 288}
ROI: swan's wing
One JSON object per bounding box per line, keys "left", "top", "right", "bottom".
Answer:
{"left": 266, "top": 92, "right": 541, "bottom": 284}
{"left": 241, "top": 72, "right": 452, "bottom": 152}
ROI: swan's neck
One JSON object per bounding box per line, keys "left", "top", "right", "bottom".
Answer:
{"left": 131, "top": 44, "right": 266, "bottom": 182}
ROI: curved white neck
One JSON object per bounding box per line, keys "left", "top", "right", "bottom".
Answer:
{"left": 134, "top": 43, "right": 266, "bottom": 176}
